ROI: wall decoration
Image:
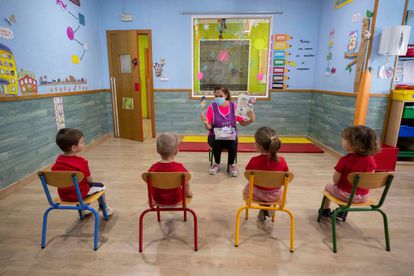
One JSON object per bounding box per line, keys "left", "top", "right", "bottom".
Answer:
{"left": 335, "top": 0, "right": 353, "bottom": 9}
{"left": 57, "top": 0, "right": 88, "bottom": 63}
{"left": 352, "top": 13, "right": 361, "bottom": 23}
{"left": 218, "top": 19, "right": 227, "bottom": 39}
{"left": 39, "top": 74, "right": 87, "bottom": 93}
{"left": 4, "top": 14, "right": 16, "bottom": 25}
{"left": 295, "top": 38, "right": 315, "bottom": 71}
{"left": 0, "top": 43, "right": 18, "bottom": 95}
{"left": 0, "top": 27, "right": 14, "bottom": 40}
{"left": 18, "top": 69, "right": 38, "bottom": 95}
{"left": 344, "top": 10, "right": 373, "bottom": 92}
{"left": 53, "top": 97, "right": 65, "bottom": 130}
{"left": 325, "top": 29, "right": 336, "bottom": 77}
{"left": 153, "top": 61, "right": 165, "bottom": 77}
{"left": 270, "top": 34, "right": 292, "bottom": 89}
{"left": 69, "top": 0, "right": 81, "bottom": 7}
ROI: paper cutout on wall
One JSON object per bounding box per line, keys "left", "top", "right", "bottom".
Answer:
{"left": 53, "top": 97, "right": 65, "bottom": 130}
{"left": 39, "top": 74, "right": 87, "bottom": 93}
{"left": 57, "top": 1, "right": 87, "bottom": 63}
{"left": 69, "top": 0, "right": 81, "bottom": 7}
{"left": 0, "top": 43, "right": 18, "bottom": 95}
{"left": 18, "top": 69, "right": 38, "bottom": 95}
{"left": 325, "top": 29, "right": 336, "bottom": 77}
{"left": 0, "top": 27, "right": 14, "bottom": 40}
{"left": 270, "top": 34, "right": 292, "bottom": 89}
{"left": 4, "top": 14, "right": 16, "bottom": 25}
{"left": 72, "top": 55, "right": 80, "bottom": 64}
{"left": 197, "top": 72, "right": 203, "bottom": 80}
{"left": 335, "top": 0, "right": 353, "bottom": 9}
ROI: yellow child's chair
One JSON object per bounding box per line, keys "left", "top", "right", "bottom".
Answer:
{"left": 234, "top": 170, "right": 295, "bottom": 252}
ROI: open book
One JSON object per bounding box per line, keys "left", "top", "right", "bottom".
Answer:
{"left": 235, "top": 94, "right": 256, "bottom": 119}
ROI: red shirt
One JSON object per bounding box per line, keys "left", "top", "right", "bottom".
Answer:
{"left": 148, "top": 161, "right": 188, "bottom": 205}
{"left": 335, "top": 153, "right": 377, "bottom": 195}
{"left": 51, "top": 155, "right": 91, "bottom": 201}
{"left": 245, "top": 154, "right": 289, "bottom": 190}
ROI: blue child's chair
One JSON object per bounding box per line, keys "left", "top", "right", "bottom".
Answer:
{"left": 38, "top": 171, "right": 109, "bottom": 250}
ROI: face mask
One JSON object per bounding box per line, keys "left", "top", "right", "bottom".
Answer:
{"left": 215, "top": 97, "right": 225, "bottom": 106}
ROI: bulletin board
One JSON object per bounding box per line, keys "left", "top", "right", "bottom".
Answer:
{"left": 192, "top": 17, "right": 272, "bottom": 98}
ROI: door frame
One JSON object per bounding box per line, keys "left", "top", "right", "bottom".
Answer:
{"left": 106, "top": 29, "right": 156, "bottom": 140}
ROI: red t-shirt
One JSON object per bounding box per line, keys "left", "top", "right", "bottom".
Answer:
{"left": 245, "top": 154, "right": 289, "bottom": 191}
{"left": 51, "top": 155, "right": 91, "bottom": 201}
{"left": 148, "top": 161, "right": 189, "bottom": 205}
{"left": 335, "top": 153, "right": 377, "bottom": 195}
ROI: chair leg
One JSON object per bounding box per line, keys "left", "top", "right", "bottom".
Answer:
{"left": 41, "top": 207, "right": 54, "bottom": 249}
{"left": 184, "top": 209, "right": 187, "bottom": 222}
{"left": 139, "top": 209, "right": 152, "bottom": 252}
{"left": 77, "top": 205, "right": 84, "bottom": 220}
{"left": 98, "top": 197, "right": 109, "bottom": 221}
{"left": 271, "top": 205, "right": 276, "bottom": 222}
{"left": 244, "top": 208, "right": 249, "bottom": 220}
{"left": 91, "top": 208, "right": 100, "bottom": 251}
{"left": 377, "top": 209, "right": 391, "bottom": 251}
{"left": 156, "top": 208, "right": 161, "bottom": 222}
{"left": 281, "top": 209, "right": 295, "bottom": 252}
{"left": 331, "top": 208, "right": 340, "bottom": 253}
{"left": 317, "top": 196, "right": 327, "bottom": 222}
{"left": 235, "top": 207, "right": 246, "bottom": 247}
{"left": 186, "top": 208, "right": 198, "bottom": 251}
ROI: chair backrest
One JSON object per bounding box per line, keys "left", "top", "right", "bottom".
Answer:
{"left": 347, "top": 172, "right": 394, "bottom": 190}
{"left": 141, "top": 172, "right": 191, "bottom": 189}
{"left": 38, "top": 171, "right": 84, "bottom": 188}
{"left": 244, "top": 170, "right": 294, "bottom": 188}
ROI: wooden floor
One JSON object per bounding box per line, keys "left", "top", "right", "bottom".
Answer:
{"left": 1, "top": 137, "right": 413, "bottom": 275}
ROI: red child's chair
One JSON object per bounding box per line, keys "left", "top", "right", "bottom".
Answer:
{"left": 139, "top": 172, "right": 198, "bottom": 252}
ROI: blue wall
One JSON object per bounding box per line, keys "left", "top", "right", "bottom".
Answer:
{"left": 98, "top": 0, "right": 323, "bottom": 90}
{"left": 0, "top": 0, "right": 104, "bottom": 93}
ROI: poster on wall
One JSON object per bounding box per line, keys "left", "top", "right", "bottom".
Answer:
{"left": 0, "top": 43, "right": 18, "bottom": 95}
{"left": 271, "top": 34, "right": 292, "bottom": 89}
{"left": 53, "top": 97, "right": 65, "bottom": 130}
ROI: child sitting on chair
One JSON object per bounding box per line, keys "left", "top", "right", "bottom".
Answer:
{"left": 321, "top": 125, "right": 378, "bottom": 219}
{"left": 51, "top": 128, "right": 113, "bottom": 216}
{"left": 243, "top": 127, "right": 289, "bottom": 221}
{"left": 148, "top": 133, "right": 192, "bottom": 205}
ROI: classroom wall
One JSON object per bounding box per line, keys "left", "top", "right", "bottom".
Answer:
{"left": 0, "top": 92, "right": 113, "bottom": 189}
{"left": 98, "top": 0, "right": 323, "bottom": 90}
{"left": 0, "top": 0, "right": 113, "bottom": 190}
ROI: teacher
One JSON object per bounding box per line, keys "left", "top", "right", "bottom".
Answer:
{"left": 200, "top": 86, "right": 256, "bottom": 177}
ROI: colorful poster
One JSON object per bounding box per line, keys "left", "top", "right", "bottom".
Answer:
{"left": 53, "top": 97, "right": 65, "bottom": 130}
{"left": 270, "top": 34, "right": 292, "bottom": 90}
{"left": 122, "top": 97, "right": 134, "bottom": 110}
{"left": 0, "top": 43, "right": 18, "bottom": 95}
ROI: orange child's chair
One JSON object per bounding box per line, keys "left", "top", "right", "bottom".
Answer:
{"left": 139, "top": 172, "right": 198, "bottom": 252}
{"left": 234, "top": 170, "right": 295, "bottom": 252}
{"left": 38, "top": 171, "right": 109, "bottom": 251}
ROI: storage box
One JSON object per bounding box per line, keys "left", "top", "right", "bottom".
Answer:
{"left": 399, "top": 125, "right": 414, "bottom": 137}
{"left": 402, "top": 106, "right": 414, "bottom": 119}
{"left": 392, "top": 90, "right": 414, "bottom": 101}
{"left": 374, "top": 144, "right": 399, "bottom": 172}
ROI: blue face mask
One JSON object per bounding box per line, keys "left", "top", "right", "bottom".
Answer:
{"left": 215, "top": 97, "right": 225, "bottom": 106}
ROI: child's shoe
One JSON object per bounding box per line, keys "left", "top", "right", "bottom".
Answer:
{"left": 267, "top": 209, "right": 275, "bottom": 219}
{"left": 335, "top": 210, "right": 348, "bottom": 221}
{"left": 229, "top": 164, "right": 239, "bottom": 177}
{"left": 100, "top": 206, "right": 114, "bottom": 217}
{"left": 321, "top": 208, "right": 332, "bottom": 218}
{"left": 82, "top": 209, "right": 92, "bottom": 216}
{"left": 209, "top": 163, "right": 220, "bottom": 175}
{"left": 257, "top": 210, "right": 266, "bottom": 222}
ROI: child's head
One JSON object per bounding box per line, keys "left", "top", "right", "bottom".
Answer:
{"left": 341, "top": 125, "right": 379, "bottom": 156}
{"left": 214, "top": 86, "right": 231, "bottom": 101}
{"left": 56, "top": 128, "right": 84, "bottom": 154}
{"left": 254, "top": 126, "right": 281, "bottom": 161}
{"left": 156, "top": 133, "right": 179, "bottom": 160}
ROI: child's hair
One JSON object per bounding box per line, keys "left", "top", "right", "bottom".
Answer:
{"left": 156, "top": 133, "right": 179, "bottom": 159}
{"left": 214, "top": 86, "right": 231, "bottom": 101}
{"left": 254, "top": 126, "right": 281, "bottom": 161}
{"left": 342, "top": 125, "right": 379, "bottom": 156}
{"left": 56, "top": 128, "right": 84, "bottom": 153}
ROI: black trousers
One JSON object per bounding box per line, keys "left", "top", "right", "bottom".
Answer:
{"left": 208, "top": 135, "right": 238, "bottom": 165}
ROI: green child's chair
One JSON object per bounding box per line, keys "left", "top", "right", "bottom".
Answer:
{"left": 317, "top": 172, "right": 394, "bottom": 253}
{"left": 38, "top": 171, "right": 109, "bottom": 251}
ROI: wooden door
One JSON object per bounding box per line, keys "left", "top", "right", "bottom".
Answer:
{"left": 107, "top": 31, "right": 143, "bottom": 141}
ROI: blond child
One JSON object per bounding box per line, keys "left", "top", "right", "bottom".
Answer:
{"left": 148, "top": 133, "right": 192, "bottom": 205}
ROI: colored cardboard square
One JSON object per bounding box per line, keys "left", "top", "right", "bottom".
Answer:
{"left": 72, "top": 55, "right": 80, "bottom": 64}
{"left": 273, "top": 59, "right": 285, "bottom": 66}
{"left": 78, "top": 13, "right": 85, "bottom": 26}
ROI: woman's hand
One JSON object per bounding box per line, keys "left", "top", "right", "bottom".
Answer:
{"left": 200, "top": 113, "right": 212, "bottom": 130}
{"left": 246, "top": 110, "right": 256, "bottom": 122}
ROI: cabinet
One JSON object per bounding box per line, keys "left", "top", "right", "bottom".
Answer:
{"left": 384, "top": 90, "right": 414, "bottom": 161}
